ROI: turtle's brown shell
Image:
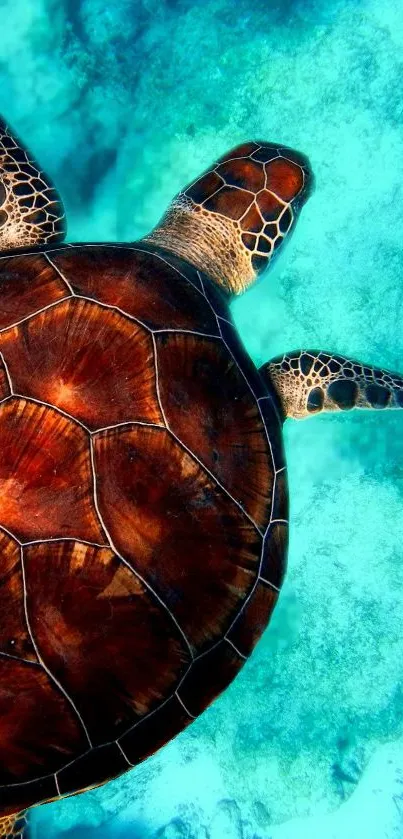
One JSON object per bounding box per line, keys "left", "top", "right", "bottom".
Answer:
{"left": 0, "top": 243, "right": 288, "bottom": 817}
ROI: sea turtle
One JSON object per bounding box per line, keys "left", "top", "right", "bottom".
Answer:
{"left": 0, "top": 116, "right": 402, "bottom": 839}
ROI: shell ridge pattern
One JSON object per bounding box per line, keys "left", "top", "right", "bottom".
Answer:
{"left": 175, "top": 637, "right": 246, "bottom": 713}
{"left": 258, "top": 461, "right": 287, "bottom": 593}
{"left": 259, "top": 576, "right": 281, "bottom": 592}
{"left": 0, "top": 526, "right": 38, "bottom": 673}
{"left": 45, "top": 248, "right": 220, "bottom": 342}
{"left": 0, "top": 650, "right": 40, "bottom": 666}
{"left": 116, "top": 740, "right": 135, "bottom": 768}
{"left": 0, "top": 297, "right": 69, "bottom": 336}
{"left": 196, "top": 269, "right": 234, "bottom": 326}
{"left": 0, "top": 524, "right": 40, "bottom": 669}
{"left": 64, "top": 288, "right": 153, "bottom": 335}
{"left": 166, "top": 423, "right": 264, "bottom": 536}
{"left": 92, "top": 419, "right": 166, "bottom": 435}
{"left": 0, "top": 771, "right": 53, "bottom": 789}
{"left": 0, "top": 250, "right": 272, "bottom": 528}
{"left": 195, "top": 270, "right": 287, "bottom": 600}
{"left": 224, "top": 636, "right": 247, "bottom": 661}
{"left": 0, "top": 352, "right": 13, "bottom": 394}
{"left": 13, "top": 393, "right": 89, "bottom": 432}
{"left": 116, "top": 675, "right": 193, "bottom": 743}
{"left": 151, "top": 331, "right": 264, "bottom": 536}
{"left": 54, "top": 748, "right": 92, "bottom": 779}
{"left": 0, "top": 242, "right": 280, "bottom": 800}
{"left": 175, "top": 690, "right": 196, "bottom": 719}
{"left": 89, "top": 436, "right": 195, "bottom": 662}
{"left": 0, "top": 523, "right": 20, "bottom": 544}
{"left": 213, "top": 306, "right": 284, "bottom": 435}
{"left": 256, "top": 369, "right": 283, "bottom": 432}
{"left": 129, "top": 244, "right": 205, "bottom": 295}
{"left": 47, "top": 242, "right": 206, "bottom": 296}
{"left": 0, "top": 249, "right": 195, "bottom": 791}
{"left": 23, "top": 537, "right": 109, "bottom": 549}
{"left": 215, "top": 308, "right": 281, "bottom": 456}
{"left": 258, "top": 465, "right": 286, "bottom": 594}
{"left": 152, "top": 328, "right": 221, "bottom": 339}
{"left": 44, "top": 252, "right": 75, "bottom": 296}
{"left": 224, "top": 523, "right": 270, "bottom": 638}
{"left": 19, "top": 545, "right": 93, "bottom": 749}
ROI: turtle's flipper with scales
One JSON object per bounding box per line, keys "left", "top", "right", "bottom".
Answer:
{"left": 0, "top": 813, "right": 28, "bottom": 839}
{"left": 0, "top": 117, "right": 65, "bottom": 251}
{"left": 261, "top": 351, "right": 403, "bottom": 420}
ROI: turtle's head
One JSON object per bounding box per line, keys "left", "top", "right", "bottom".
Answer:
{"left": 143, "top": 141, "right": 314, "bottom": 295}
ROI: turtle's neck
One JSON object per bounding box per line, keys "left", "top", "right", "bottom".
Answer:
{"left": 142, "top": 199, "right": 256, "bottom": 296}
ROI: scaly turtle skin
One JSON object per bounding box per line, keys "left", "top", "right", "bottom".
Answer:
{"left": 0, "top": 119, "right": 402, "bottom": 838}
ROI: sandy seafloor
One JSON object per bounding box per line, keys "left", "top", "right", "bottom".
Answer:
{"left": 1, "top": 0, "right": 403, "bottom": 836}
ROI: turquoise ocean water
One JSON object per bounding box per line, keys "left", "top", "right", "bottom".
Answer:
{"left": 2, "top": 0, "right": 403, "bottom": 836}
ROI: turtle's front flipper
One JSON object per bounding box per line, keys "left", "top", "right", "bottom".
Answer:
{"left": 261, "top": 350, "right": 403, "bottom": 420}
{"left": 0, "top": 813, "right": 28, "bottom": 838}
{"left": 0, "top": 116, "right": 65, "bottom": 252}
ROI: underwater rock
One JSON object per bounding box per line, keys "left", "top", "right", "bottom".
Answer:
{"left": 156, "top": 818, "right": 190, "bottom": 839}
{"left": 209, "top": 800, "right": 244, "bottom": 839}
{"left": 154, "top": 800, "right": 245, "bottom": 839}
